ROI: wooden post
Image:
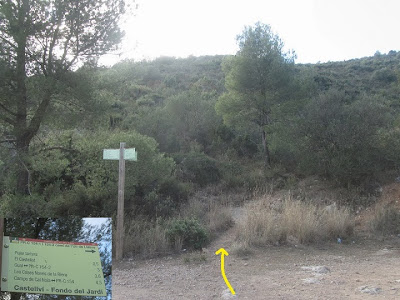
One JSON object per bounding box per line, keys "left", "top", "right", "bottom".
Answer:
{"left": 116, "top": 142, "right": 126, "bottom": 261}
{"left": 0, "top": 218, "right": 3, "bottom": 280}
{"left": 103, "top": 143, "right": 136, "bottom": 260}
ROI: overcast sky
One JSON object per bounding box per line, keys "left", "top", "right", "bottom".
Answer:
{"left": 102, "top": 0, "right": 400, "bottom": 65}
{"left": 83, "top": 217, "right": 110, "bottom": 228}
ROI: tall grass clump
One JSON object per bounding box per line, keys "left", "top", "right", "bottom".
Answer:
{"left": 180, "top": 193, "right": 234, "bottom": 238}
{"left": 370, "top": 204, "right": 400, "bottom": 235}
{"left": 236, "top": 196, "right": 354, "bottom": 246}
{"left": 321, "top": 205, "right": 354, "bottom": 238}
{"left": 281, "top": 200, "right": 319, "bottom": 243}
{"left": 205, "top": 201, "right": 234, "bottom": 236}
{"left": 124, "top": 217, "right": 170, "bottom": 258}
{"left": 235, "top": 198, "right": 284, "bottom": 246}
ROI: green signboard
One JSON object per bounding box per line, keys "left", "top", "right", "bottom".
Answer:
{"left": 103, "top": 148, "right": 137, "bottom": 161}
{"left": 1, "top": 237, "right": 106, "bottom": 296}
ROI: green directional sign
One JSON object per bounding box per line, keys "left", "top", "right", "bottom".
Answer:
{"left": 1, "top": 237, "right": 106, "bottom": 296}
{"left": 103, "top": 148, "right": 137, "bottom": 161}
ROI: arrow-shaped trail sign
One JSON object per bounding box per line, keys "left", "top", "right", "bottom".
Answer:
{"left": 215, "top": 248, "right": 236, "bottom": 295}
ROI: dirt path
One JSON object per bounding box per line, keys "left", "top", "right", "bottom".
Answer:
{"left": 113, "top": 231, "right": 400, "bottom": 299}
{"left": 113, "top": 183, "right": 400, "bottom": 300}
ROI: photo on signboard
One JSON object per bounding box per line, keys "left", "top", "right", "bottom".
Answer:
{"left": 0, "top": 217, "right": 112, "bottom": 300}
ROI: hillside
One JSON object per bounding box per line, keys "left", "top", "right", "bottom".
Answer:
{"left": 301, "top": 51, "right": 400, "bottom": 100}
{"left": 1, "top": 49, "right": 400, "bottom": 261}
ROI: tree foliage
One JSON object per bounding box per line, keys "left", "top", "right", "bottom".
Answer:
{"left": 0, "top": 0, "right": 126, "bottom": 194}
{"left": 1, "top": 16, "right": 400, "bottom": 261}
{"left": 0, "top": 130, "right": 176, "bottom": 218}
{"left": 297, "top": 89, "right": 395, "bottom": 184}
{"left": 216, "top": 22, "right": 296, "bottom": 166}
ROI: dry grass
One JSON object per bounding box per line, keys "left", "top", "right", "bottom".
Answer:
{"left": 322, "top": 205, "right": 355, "bottom": 238}
{"left": 181, "top": 192, "right": 234, "bottom": 238}
{"left": 369, "top": 204, "right": 400, "bottom": 234}
{"left": 282, "top": 200, "right": 320, "bottom": 243}
{"left": 182, "top": 251, "right": 207, "bottom": 264}
{"left": 124, "top": 217, "right": 170, "bottom": 258}
{"left": 366, "top": 182, "right": 400, "bottom": 235}
{"left": 231, "top": 241, "right": 254, "bottom": 257}
{"left": 124, "top": 190, "right": 236, "bottom": 258}
{"left": 206, "top": 201, "right": 234, "bottom": 234}
{"left": 235, "top": 200, "right": 283, "bottom": 246}
{"left": 236, "top": 195, "right": 354, "bottom": 246}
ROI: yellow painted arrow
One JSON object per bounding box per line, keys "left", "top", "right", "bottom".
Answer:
{"left": 215, "top": 248, "right": 236, "bottom": 295}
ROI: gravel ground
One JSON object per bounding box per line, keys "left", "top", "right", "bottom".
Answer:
{"left": 113, "top": 235, "right": 400, "bottom": 299}
{"left": 113, "top": 184, "right": 400, "bottom": 299}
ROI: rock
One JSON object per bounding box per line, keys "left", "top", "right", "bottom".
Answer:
{"left": 287, "top": 235, "right": 300, "bottom": 246}
{"left": 301, "top": 265, "right": 331, "bottom": 274}
{"left": 375, "top": 248, "right": 394, "bottom": 255}
{"left": 221, "top": 288, "right": 237, "bottom": 299}
{"left": 302, "top": 277, "right": 321, "bottom": 284}
{"left": 358, "top": 286, "right": 382, "bottom": 295}
{"left": 324, "top": 202, "right": 337, "bottom": 213}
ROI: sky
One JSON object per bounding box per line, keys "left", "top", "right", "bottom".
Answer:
{"left": 83, "top": 217, "right": 110, "bottom": 228}
{"left": 102, "top": 0, "right": 400, "bottom": 65}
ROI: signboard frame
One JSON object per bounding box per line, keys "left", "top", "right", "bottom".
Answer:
{"left": 1, "top": 236, "right": 106, "bottom": 296}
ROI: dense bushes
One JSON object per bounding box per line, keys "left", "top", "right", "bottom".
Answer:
{"left": 174, "top": 152, "right": 222, "bottom": 186}
{"left": 296, "top": 89, "right": 396, "bottom": 185}
{"left": 0, "top": 130, "right": 177, "bottom": 217}
{"left": 166, "top": 218, "right": 209, "bottom": 250}
{"left": 2, "top": 52, "right": 400, "bottom": 225}
{"left": 92, "top": 53, "right": 400, "bottom": 190}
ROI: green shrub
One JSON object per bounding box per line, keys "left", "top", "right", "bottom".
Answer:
{"left": 175, "top": 152, "right": 221, "bottom": 186}
{"left": 372, "top": 68, "right": 397, "bottom": 84}
{"left": 135, "top": 178, "right": 191, "bottom": 218}
{"left": 297, "top": 89, "right": 392, "bottom": 185}
{"left": 27, "top": 130, "right": 176, "bottom": 217}
{"left": 142, "top": 191, "right": 177, "bottom": 218}
{"left": 166, "top": 218, "right": 209, "bottom": 250}
{"left": 219, "top": 161, "right": 245, "bottom": 191}
{"left": 158, "top": 177, "right": 191, "bottom": 205}
{"left": 231, "top": 135, "right": 258, "bottom": 158}
{"left": 0, "top": 193, "right": 48, "bottom": 217}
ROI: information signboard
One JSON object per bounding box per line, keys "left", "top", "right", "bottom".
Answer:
{"left": 1, "top": 237, "right": 106, "bottom": 296}
{"left": 103, "top": 148, "right": 137, "bottom": 161}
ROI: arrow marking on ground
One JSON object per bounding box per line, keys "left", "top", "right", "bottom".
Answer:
{"left": 215, "top": 248, "right": 236, "bottom": 295}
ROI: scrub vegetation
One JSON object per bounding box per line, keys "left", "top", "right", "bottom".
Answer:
{"left": 1, "top": 9, "right": 400, "bottom": 272}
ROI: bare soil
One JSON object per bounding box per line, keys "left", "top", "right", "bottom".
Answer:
{"left": 113, "top": 235, "right": 400, "bottom": 300}
{"left": 113, "top": 184, "right": 400, "bottom": 300}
